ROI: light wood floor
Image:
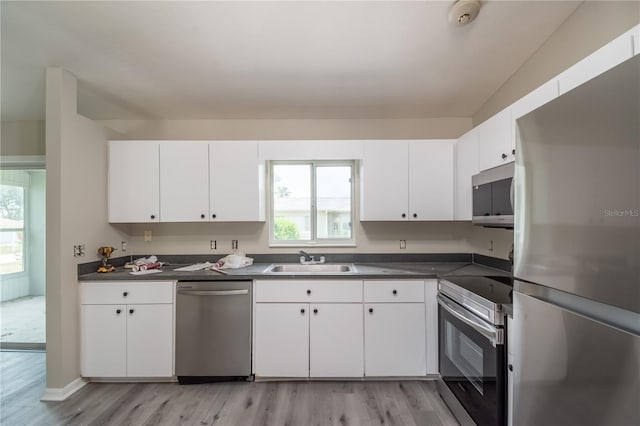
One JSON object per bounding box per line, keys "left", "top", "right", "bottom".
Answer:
{"left": 1, "top": 351, "right": 459, "bottom": 426}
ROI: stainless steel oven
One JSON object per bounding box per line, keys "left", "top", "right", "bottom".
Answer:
{"left": 437, "top": 277, "right": 511, "bottom": 426}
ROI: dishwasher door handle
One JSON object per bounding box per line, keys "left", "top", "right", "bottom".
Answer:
{"left": 177, "top": 289, "right": 249, "bottom": 296}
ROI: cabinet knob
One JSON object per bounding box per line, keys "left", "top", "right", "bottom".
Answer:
{"left": 200, "top": 214, "right": 205, "bottom": 219}
{"left": 392, "top": 289, "right": 398, "bottom": 295}
{"left": 412, "top": 213, "right": 417, "bottom": 218}
{"left": 306, "top": 289, "right": 311, "bottom": 295}
{"left": 116, "top": 309, "right": 121, "bottom": 314}
{"left": 212, "top": 214, "right": 217, "bottom": 219}
{"left": 501, "top": 153, "right": 508, "bottom": 159}
{"left": 150, "top": 214, "right": 155, "bottom": 219}
{"left": 508, "top": 364, "right": 513, "bottom": 372}
{"left": 401, "top": 213, "right": 406, "bottom": 218}
{"left": 123, "top": 292, "right": 128, "bottom": 297}
{"left": 369, "top": 308, "right": 374, "bottom": 313}
{"left": 300, "top": 308, "right": 305, "bottom": 314}
{"left": 512, "top": 149, "right": 516, "bottom": 155}
{"left": 313, "top": 308, "right": 318, "bottom": 314}
{"left": 129, "top": 309, "right": 134, "bottom": 314}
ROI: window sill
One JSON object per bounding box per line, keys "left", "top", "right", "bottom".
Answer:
{"left": 269, "top": 242, "right": 357, "bottom": 248}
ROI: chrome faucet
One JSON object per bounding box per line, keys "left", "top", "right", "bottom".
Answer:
{"left": 299, "top": 250, "right": 326, "bottom": 265}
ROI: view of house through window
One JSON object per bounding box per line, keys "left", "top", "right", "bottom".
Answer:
{"left": 0, "top": 183, "right": 24, "bottom": 274}
{"left": 271, "top": 162, "right": 354, "bottom": 245}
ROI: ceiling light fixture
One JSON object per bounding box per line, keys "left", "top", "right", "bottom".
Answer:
{"left": 448, "top": 0, "right": 481, "bottom": 27}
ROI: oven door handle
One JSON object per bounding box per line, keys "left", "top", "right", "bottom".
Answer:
{"left": 437, "top": 294, "right": 501, "bottom": 346}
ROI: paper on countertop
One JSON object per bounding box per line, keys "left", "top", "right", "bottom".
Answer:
{"left": 129, "top": 269, "right": 163, "bottom": 276}
{"left": 173, "top": 262, "right": 216, "bottom": 272}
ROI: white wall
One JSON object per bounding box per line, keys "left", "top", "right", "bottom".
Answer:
{"left": 45, "top": 68, "right": 126, "bottom": 391}
{"left": 474, "top": 1, "right": 640, "bottom": 125}
{"left": 0, "top": 120, "right": 46, "bottom": 156}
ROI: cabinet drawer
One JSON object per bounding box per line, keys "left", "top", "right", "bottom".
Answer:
{"left": 364, "top": 280, "right": 424, "bottom": 303}
{"left": 254, "top": 280, "right": 362, "bottom": 303}
{"left": 81, "top": 281, "right": 174, "bottom": 305}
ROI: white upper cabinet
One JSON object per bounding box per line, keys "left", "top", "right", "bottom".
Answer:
{"left": 209, "top": 141, "right": 264, "bottom": 221}
{"left": 558, "top": 29, "right": 634, "bottom": 95}
{"left": 360, "top": 140, "right": 454, "bottom": 221}
{"left": 109, "top": 140, "right": 264, "bottom": 223}
{"left": 360, "top": 141, "right": 409, "bottom": 221}
{"left": 632, "top": 24, "right": 640, "bottom": 56}
{"left": 408, "top": 140, "right": 454, "bottom": 221}
{"left": 477, "top": 107, "right": 512, "bottom": 172}
{"left": 108, "top": 141, "right": 160, "bottom": 223}
{"left": 510, "top": 78, "right": 559, "bottom": 156}
{"left": 159, "top": 142, "right": 210, "bottom": 222}
{"left": 454, "top": 128, "right": 479, "bottom": 221}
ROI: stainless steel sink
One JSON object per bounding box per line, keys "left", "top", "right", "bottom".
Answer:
{"left": 266, "top": 263, "right": 357, "bottom": 273}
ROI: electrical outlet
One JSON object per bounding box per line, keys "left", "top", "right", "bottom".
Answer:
{"left": 73, "top": 244, "right": 86, "bottom": 257}
{"left": 121, "top": 241, "right": 127, "bottom": 252}
{"left": 400, "top": 240, "right": 406, "bottom": 249}
{"left": 144, "top": 230, "right": 152, "bottom": 242}
{"left": 210, "top": 240, "right": 217, "bottom": 250}
{"left": 232, "top": 240, "right": 238, "bottom": 250}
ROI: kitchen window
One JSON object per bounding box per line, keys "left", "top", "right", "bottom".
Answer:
{"left": 270, "top": 161, "right": 354, "bottom": 246}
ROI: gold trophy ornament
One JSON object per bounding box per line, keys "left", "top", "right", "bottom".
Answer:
{"left": 97, "top": 246, "right": 117, "bottom": 273}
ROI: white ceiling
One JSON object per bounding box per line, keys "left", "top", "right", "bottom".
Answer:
{"left": 1, "top": 1, "right": 581, "bottom": 121}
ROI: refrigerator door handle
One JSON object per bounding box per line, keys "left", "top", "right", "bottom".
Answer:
{"left": 438, "top": 294, "right": 501, "bottom": 345}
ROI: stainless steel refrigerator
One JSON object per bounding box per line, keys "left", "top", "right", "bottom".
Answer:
{"left": 513, "top": 54, "right": 640, "bottom": 425}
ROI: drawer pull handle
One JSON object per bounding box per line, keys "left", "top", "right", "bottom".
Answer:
{"left": 306, "top": 289, "right": 311, "bottom": 295}
{"left": 313, "top": 308, "right": 318, "bottom": 314}
{"left": 369, "top": 308, "right": 374, "bottom": 313}
{"left": 123, "top": 292, "right": 128, "bottom": 297}
{"left": 392, "top": 289, "right": 398, "bottom": 295}
{"left": 300, "top": 308, "right": 305, "bottom": 314}
{"left": 116, "top": 309, "right": 121, "bottom": 314}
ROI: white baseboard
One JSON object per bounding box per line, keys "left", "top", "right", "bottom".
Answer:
{"left": 41, "top": 377, "right": 88, "bottom": 401}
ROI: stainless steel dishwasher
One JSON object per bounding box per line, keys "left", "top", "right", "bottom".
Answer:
{"left": 175, "top": 281, "right": 252, "bottom": 383}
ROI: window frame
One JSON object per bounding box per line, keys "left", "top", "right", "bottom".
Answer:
{"left": 269, "top": 160, "right": 356, "bottom": 247}
{"left": 0, "top": 181, "right": 27, "bottom": 277}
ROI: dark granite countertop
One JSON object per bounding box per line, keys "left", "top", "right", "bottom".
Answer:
{"left": 78, "top": 257, "right": 510, "bottom": 282}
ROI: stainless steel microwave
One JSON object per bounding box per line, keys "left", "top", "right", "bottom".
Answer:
{"left": 472, "top": 162, "right": 514, "bottom": 228}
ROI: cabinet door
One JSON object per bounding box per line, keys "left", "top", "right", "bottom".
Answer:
{"left": 454, "top": 129, "right": 479, "bottom": 220}
{"left": 360, "top": 141, "right": 409, "bottom": 221}
{"left": 126, "top": 304, "right": 173, "bottom": 377}
{"left": 108, "top": 141, "right": 159, "bottom": 223}
{"left": 558, "top": 32, "right": 633, "bottom": 95}
{"left": 81, "top": 305, "right": 126, "bottom": 377}
{"left": 477, "top": 108, "right": 512, "bottom": 172}
{"left": 309, "top": 304, "right": 363, "bottom": 377}
{"left": 424, "top": 279, "right": 438, "bottom": 375}
{"left": 408, "top": 140, "right": 454, "bottom": 220}
{"left": 159, "top": 142, "right": 210, "bottom": 222}
{"left": 254, "top": 303, "right": 309, "bottom": 377}
{"left": 364, "top": 303, "right": 426, "bottom": 376}
{"left": 210, "top": 141, "right": 265, "bottom": 221}
{"left": 511, "top": 78, "right": 558, "bottom": 159}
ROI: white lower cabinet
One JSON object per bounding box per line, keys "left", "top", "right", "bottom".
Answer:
{"left": 254, "top": 303, "right": 309, "bottom": 377}
{"left": 363, "top": 280, "right": 426, "bottom": 377}
{"left": 364, "top": 303, "right": 426, "bottom": 376}
{"left": 309, "top": 303, "right": 363, "bottom": 377}
{"left": 81, "top": 304, "right": 127, "bottom": 377}
{"left": 80, "top": 281, "right": 174, "bottom": 378}
{"left": 254, "top": 280, "right": 364, "bottom": 378}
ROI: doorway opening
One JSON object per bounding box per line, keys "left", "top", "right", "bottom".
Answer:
{"left": 0, "top": 168, "right": 46, "bottom": 350}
